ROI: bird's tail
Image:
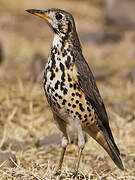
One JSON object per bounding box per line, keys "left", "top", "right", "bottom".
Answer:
{"left": 86, "top": 128, "right": 124, "bottom": 170}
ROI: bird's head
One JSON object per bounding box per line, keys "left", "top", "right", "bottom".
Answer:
{"left": 26, "top": 8, "right": 81, "bottom": 48}
{"left": 26, "top": 8, "right": 76, "bottom": 36}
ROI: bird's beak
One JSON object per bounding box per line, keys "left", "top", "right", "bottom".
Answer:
{"left": 26, "top": 9, "right": 53, "bottom": 21}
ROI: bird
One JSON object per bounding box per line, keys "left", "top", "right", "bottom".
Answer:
{"left": 26, "top": 8, "right": 124, "bottom": 174}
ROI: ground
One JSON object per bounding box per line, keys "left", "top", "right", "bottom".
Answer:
{"left": 0, "top": 0, "right": 135, "bottom": 179}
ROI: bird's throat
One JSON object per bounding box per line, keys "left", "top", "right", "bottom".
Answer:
{"left": 52, "top": 34, "right": 62, "bottom": 48}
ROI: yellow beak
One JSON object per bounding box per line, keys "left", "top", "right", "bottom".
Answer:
{"left": 26, "top": 9, "right": 53, "bottom": 21}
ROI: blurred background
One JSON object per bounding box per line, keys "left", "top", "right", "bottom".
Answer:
{"left": 0, "top": 0, "right": 135, "bottom": 179}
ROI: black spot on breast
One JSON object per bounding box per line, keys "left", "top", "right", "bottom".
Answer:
{"left": 91, "top": 117, "right": 93, "bottom": 121}
{"left": 55, "top": 93, "right": 58, "bottom": 97}
{"left": 86, "top": 122, "right": 90, "bottom": 126}
{"left": 57, "top": 57, "right": 61, "bottom": 61}
{"left": 51, "top": 53, "right": 56, "bottom": 69}
{"left": 78, "top": 114, "right": 82, "bottom": 120}
{"left": 65, "top": 56, "right": 71, "bottom": 69}
{"left": 43, "top": 76, "right": 47, "bottom": 85}
{"left": 69, "top": 83, "right": 73, "bottom": 88}
{"left": 47, "top": 85, "right": 50, "bottom": 93}
{"left": 73, "top": 84, "right": 77, "bottom": 90}
{"left": 67, "top": 48, "right": 70, "bottom": 52}
{"left": 60, "top": 62, "right": 65, "bottom": 72}
{"left": 63, "top": 88, "right": 68, "bottom": 95}
{"left": 85, "top": 97, "right": 90, "bottom": 105}
{"left": 67, "top": 56, "right": 71, "bottom": 61}
{"left": 72, "top": 104, "right": 76, "bottom": 108}
{"left": 61, "top": 72, "right": 65, "bottom": 81}
{"left": 62, "top": 99, "right": 67, "bottom": 105}
{"left": 87, "top": 107, "right": 91, "bottom": 112}
{"left": 50, "top": 70, "right": 55, "bottom": 80}
{"left": 86, "top": 101, "right": 90, "bottom": 106}
{"left": 58, "top": 95, "right": 62, "bottom": 99}
{"left": 68, "top": 74, "right": 72, "bottom": 82}
{"left": 71, "top": 110, "right": 73, "bottom": 113}
{"left": 80, "top": 106, "right": 85, "bottom": 112}
{"left": 60, "top": 81, "right": 65, "bottom": 91}
{"left": 54, "top": 47, "right": 57, "bottom": 54}
{"left": 84, "top": 114, "right": 87, "bottom": 118}
{"left": 62, "top": 49, "right": 67, "bottom": 57}
{"left": 56, "top": 67, "right": 59, "bottom": 72}
{"left": 71, "top": 98, "right": 74, "bottom": 101}
{"left": 55, "top": 80, "right": 60, "bottom": 90}
{"left": 89, "top": 113, "right": 91, "bottom": 117}
{"left": 79, "top": 103, "right": 85, "bottom": 112}
{"left": 76, "top": 100, "right": 79, "bottom": 104}
{"left": 52, "top": 46, "right": 57, "bottom": 54}
{"left": 52, "top": 96, "right": 57, "bottom": 101}
{"left": 68, "top": 103, "right": 71, "bottom": 107}
{"left": 61, "top": 45, "right": 64, "bottom": 51}
{"left": 72, "top": 93, "right": 75, "bottom": 97}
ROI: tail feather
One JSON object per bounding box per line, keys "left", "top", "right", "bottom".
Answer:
{"left": 86, "top": 128, "right": 124, "bottom": 170}
{"left": 105, "top": 134, "right": 124, "bottom": 170}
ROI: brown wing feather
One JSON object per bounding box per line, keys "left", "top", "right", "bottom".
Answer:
{"left": 74, "top": 50, "right": 120, "bottom": 155}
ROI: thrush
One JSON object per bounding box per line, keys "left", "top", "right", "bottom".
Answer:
{"left": 26, "top": 8, "right": 124, "bottom": 173}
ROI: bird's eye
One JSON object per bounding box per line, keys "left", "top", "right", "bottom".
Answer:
{"left": 56, "top": 13, "right": 63, "bottom": 20}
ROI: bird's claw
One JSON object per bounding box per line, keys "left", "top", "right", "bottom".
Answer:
{"left": 54, "top": 169, "right": 61, "bottom": 176}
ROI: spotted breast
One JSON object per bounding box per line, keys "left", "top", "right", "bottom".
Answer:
{"left": 44, "top": 34, "right": 97, "bottom": 127}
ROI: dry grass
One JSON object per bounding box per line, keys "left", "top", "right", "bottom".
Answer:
{"left": 0, "top": 0, "right": 135, "bottom": 179}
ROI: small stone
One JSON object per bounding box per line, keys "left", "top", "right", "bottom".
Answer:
{"left": 1, "top": 138, "right": 27, "bottom": 151}
{"left": 0, "top": 152, "right": 17, "bottom": 168}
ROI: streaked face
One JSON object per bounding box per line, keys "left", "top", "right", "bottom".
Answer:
{"left": 26, "top": 8, "right": 75, "bottom": 36}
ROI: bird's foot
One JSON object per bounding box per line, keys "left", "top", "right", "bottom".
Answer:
{"left": 67, "top": 172, "right": 88, "bottom": 179}
{"left": 71, "top": 171, "right": 78, "bottom": 178}
{"left": 54, "top": 169, "right": 61, "bottom": 176}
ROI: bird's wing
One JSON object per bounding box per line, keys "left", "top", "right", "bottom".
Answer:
{"left": 74, "top": 50, "right": 120, "bottom": 154}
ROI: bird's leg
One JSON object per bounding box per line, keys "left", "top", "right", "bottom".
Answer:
{"left": 75, "top": 147, "right": 83, "bottom": 173}
{"left": 55, "top": 135, "right": 68, "bottom": 176}
{"left": 53, "top": 113, "right": 69, "bottom": 175}
{"left": 57, "top": 135, "right": 68, "bottom": 173}
{"left": 75, "top": 124, "right": 86, "bottom": 174}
